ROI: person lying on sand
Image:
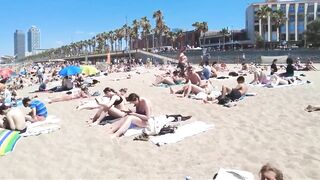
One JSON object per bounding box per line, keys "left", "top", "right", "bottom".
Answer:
{"left": 105, "top": 93, "right": 152, "bottom": 138}
{"left": 305, "top": 105, "right": 320, "bottom": 112}
{"left": 153, "top": 70, "right": 185, "bottom": 86}
{"left": 48, "top": 86, "right": 90, "bottom": 104}
{"left": 250, "top": 69, "right": 290, "bottom": 86}
{"left": 170, "top": 80, "right": 214, "bottom": 98}
{"left": 87, "top": 87, "right": 127, "bottom": 126}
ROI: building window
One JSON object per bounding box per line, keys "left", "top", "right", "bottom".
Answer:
{"left": 298, "top": 4, "right": 304, "bottom": 13}
{"left": 290, "top": 34, "right": 295, "bottom": 41}
{"left": 280, "top": 25, "right": 286, "bottom": 33}
{"left": 289, "top": 4, "right": 295, "bottom": 13}
{"left": 280, "top": 4, "right": 286, "bottom": 13}
{"left": 307, "top": 14, "right": 314, "bottom": 22}
{"left": 308, "top": 5, "right": 314, "bottom": 13}
{"left": 289, "top": 23, "right": 295, "bottom": 33}
{"left": 298, "top": 24, "right": 304, "bottom": 33}
{"left": 254, "top": 25, "right": 259, "bottom": 32}
{"left": 289, "top": 15, "right": 295, "bottom": 22}
{"left": 298, "top": 34, "right": 303, "bottom": 41}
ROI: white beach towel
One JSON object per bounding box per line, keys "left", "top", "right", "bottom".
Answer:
{"left": 124, "top": 115, "right": 175, "bottom": 137}
{"left": 20, "top": 115, "right": 61, "bottom": 137}
{"left": 214, "top": 168, "right": 254, "bottom": 180}
{"left": 150, "top": 121, "right": 214, "bottom": 146}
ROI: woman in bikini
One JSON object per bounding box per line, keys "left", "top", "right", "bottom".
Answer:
{"left": 88, "top": 87, "right": 127, "bottom": 126}
{"left": 106, "top": 93, "right": 152, "bottom": 138}
{"left": 169, "top": 80, "right": 214, "bottom": 98}
{"left": 48, "top": 86, "right": 90, "bottom": 104}
{"left": 76, "top": 88, "right": 127, "bottom": 111}
{"left": 153, "top": 70, "right": 185, "bottom": 86}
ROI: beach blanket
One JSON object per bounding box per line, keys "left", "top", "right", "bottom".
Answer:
{"left": 214, "top": 168, "right": 254, "bottom": 180}
{"left": 20, "top": 115, "right": 61, "bottom": 137}
{"left": 154, "top": 82, "right": 185, "bottom": 88}
{"left": 0, "top": 129, "right": 21, "bottom": 156}
{"left": 124, "top": 115, "right": 175, "bottom": 137}
{"left": 150, "top": 121, "right": 214, "bottom": 146}
{"left": 223, "top": 92, "right": 257, "bottom": 108}
{"left": 249, "top": 80, "right": 311, "bottom": 88}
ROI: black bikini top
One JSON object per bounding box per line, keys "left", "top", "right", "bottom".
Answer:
{"left": 113, "top": 96, "right": 123, "bottom": 106}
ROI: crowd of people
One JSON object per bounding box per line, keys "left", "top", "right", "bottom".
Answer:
{"left": 0, "top": 50, "right": 318, "bottom": 179}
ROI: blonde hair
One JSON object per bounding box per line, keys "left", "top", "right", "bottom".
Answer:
{"left": 259, "top": 163, "right": 283, "bottom": 180}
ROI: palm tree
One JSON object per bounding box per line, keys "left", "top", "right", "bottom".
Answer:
{"left": 176, "top": 29, "right": 184, "bottom": 49}
{"left": 132, "top": 19, "right": 140, "bottom": 49}
{"left": 140, "top": 16, "right": 151, "bottom": 50}
{"left": 167, "top": 31, "right": 177, "bottom": 48}
{"left": 256, "top": 5, "right": 272, "bottom": 45}
{"left": 192, "top": 21, "right": 208, "bottom": 47}
{"left": 153, "top": 10, "right": 164, "bottom": 47}
{"left": 271, "top": 9, "right": 287, "bottom": 42}
{"left": 220, "top": 28, "right": 230, "bottom": 51}
{"left": 306, "top": 18, "right": 320, "bottom": 47}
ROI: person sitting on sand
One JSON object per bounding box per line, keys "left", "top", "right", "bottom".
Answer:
{"left": 49, "top": 76, "right": 74, "bottom": 92}
{"left": 201, "top": 60, "right": 212, "bottom": 80}
{"left": 38, "top": 79, "right": 49, "bottom": 92}
{"left": 0, "top": 83, "right": 12, "bottom": 106}
{"left": 153, "top": 70, "right": 185, "bottom": 86}
{"left": 23, "top": 97, "right": 48, "bottom": 122}
{"left": 106, "top": 93, "right": 152, "bottom": 138}
{"left": 88, "top": 87, "right": 127, "bottom": 126}
{"left": 76, "top": 88, "right": 128, "bottom": 111}
{"left": 185, "top": 66, "right": 202, "bottom": 86}
{"left": 279, "top": 58, "right": 294, "bottom": 77}
{"left": 218, "top": 76, "right": 248, "bottom": 102}
{"left": 0, "top": 105, "right": 27, "bottom": 133}
{"left": 305, "top": 105, "right": 320, "bottom": 112}
{"left": 271, "top": 59, "right": 278, "bottom": 75}
{"left": 259, "top": 163, "right": 283, "bottom": 180}
{"left": 48, "top": 86, "right": 90, "bottom": 104}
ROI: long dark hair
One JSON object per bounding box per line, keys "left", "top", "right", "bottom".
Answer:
{"left": 126, "top": 93, "right": 139, "bottom": 102}
{"left": 103, "top": 87, "right": 115, "bottom": 94}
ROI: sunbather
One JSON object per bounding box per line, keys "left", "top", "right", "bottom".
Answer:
{"left": 48, "top": 86, "right": 90, "bottom": 104}
{"left": 305, "top": 105, "right": 320, "bottom": 112}
{"left": 106, "top": 93, "right": 152, "bottom": 138}
{"left": 250, "top": 69, "right": 289, "bottom": 86}
{"left": 23, "top": 97, "right": 48, "bottom": 122}
{"left": 153, "top": 70, "right": 185, "bottom": 86}
{"left": 259, "top": 163, "right": 283, "bottom": 180}
{"left": 170, "top": 80, "right": 214, "bottom": 98}
{"left": 88, "top": 87, "right": 127, "bottom": 126}
{"left": 217, "top": 76, "right": 248, "bottom": 103}
{"left": 0, "top": 105, "right": 27, "bottom": 133}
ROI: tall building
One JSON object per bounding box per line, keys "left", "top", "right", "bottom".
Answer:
{"left": 246, "top": 0, "right": 320, "bottom": 44}
{"left": 14, "top": 30, "right": 25, "bottom": 60}
{"left": 28, "top": 26, "right": 40, "bottom": 53}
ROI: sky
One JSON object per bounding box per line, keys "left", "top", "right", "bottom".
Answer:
{"left": 0, "top": 0, "right": 262, "bottom": 56}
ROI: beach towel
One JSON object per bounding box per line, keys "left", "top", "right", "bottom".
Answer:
{"left": 249, "top": 80, "right": 311, "bottom": 88}
{"left": 124, "top": 115, "right": 175, "bottom": 137}
{"left": 150, "top": 121, "right": 214, "bottom": 146}
{"left": 0, "top": 129, "right": 21, "bottom": 156}
{"left": 213, "top": 168, "right": 254, "bottom": 180}
{"left": 20, "top": 115, "right": 61, "bottom": 137}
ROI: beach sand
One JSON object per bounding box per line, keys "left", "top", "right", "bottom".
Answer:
{"left": 0, "top": 65, "right": 319, "bottom": 179}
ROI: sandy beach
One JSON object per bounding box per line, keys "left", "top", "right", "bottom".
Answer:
{"left": 0, "top": 64, "right": 319, "bottom": 180}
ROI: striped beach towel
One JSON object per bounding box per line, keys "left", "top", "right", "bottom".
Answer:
{"left": 0, "top": 129, "right": 21, "bottom": 156}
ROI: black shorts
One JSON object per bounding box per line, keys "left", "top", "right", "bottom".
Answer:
{"left": 226, "top": 89, "right": 242, "bottom": 101}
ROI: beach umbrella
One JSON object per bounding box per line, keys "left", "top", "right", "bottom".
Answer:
{"left": 80, "top": 65, "right": 99, "bottom": 76}
{"left": 0, "top": 68, "right": 15, "bottom": 78}
{"left": 59, "top": 66, "right": 81, "bottom": 77}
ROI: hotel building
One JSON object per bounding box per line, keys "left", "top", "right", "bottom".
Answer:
{"left": 246, "top": 0, "right": 320, "bottom": 44}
